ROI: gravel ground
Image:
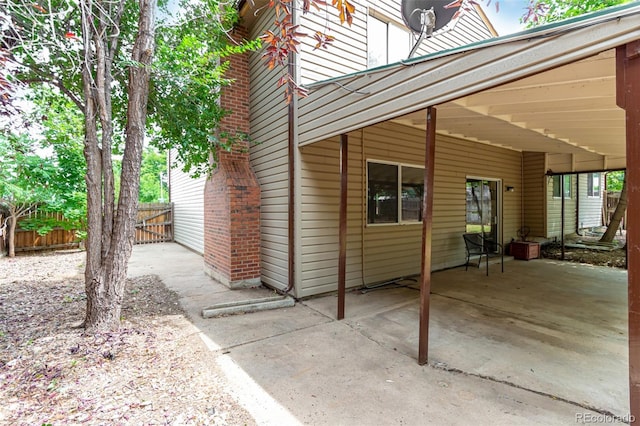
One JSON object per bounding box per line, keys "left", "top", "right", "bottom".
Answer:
{"left": 0, "top": 250, "right": 255, "bottom": 425}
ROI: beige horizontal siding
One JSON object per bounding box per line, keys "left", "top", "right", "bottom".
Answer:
{"left": 578, "top": 173, "right": 604, "bottom": 228}
{"left": 299, "top": 5, "right": 367, "bottom": 85}
{"left": 546, "top": 175, "right": 577, "bottom": 238}
{"left": 523, "top": 152, "right": 546, "bottom": 238}
{"left": 298, "top": 0, "right": 493, "bottom": 85}
{"left": 298, "top": 121, "right": 523, "bottom": 297}
{"left": 414, "top": 7, "right": 494, "bottom": 57}
{"left": 424, "top": 131, "right": 522, "bottom": 274}
{"left": 248, "top": 6, "right": 291, "bottom": 290}
{"left": 298, "top": 133, "right": 364, "bottom": 297}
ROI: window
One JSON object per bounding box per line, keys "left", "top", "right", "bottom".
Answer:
{"left": 367, "top": 161, "right": 423, "bottom": 224}
{"left": 587, "top": 173, "right": 600, "bottom": 197}
{"left": 552, "top": 175, "right": 571, "bottom": 198}
{"left": 466, "top": 178, "right": 499, "bottom": 242}
{"left": 367, "top": 16, "right": 411, "bottom": 68}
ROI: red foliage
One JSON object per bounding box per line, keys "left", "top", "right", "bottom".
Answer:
{"left": 313, "top": 31, "right": 335, "bottom": 50}
{"left": 260, "top": 15, "right": 306, "bottom": 70}
{"left": 332, "top": 0, "right": 355, "bottom": 26}
{"left": 260, "top": 0, "right": 354, "bottom": 102}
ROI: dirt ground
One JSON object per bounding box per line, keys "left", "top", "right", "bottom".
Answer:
{"left": 0, "top": 250, "right": 255, "bottom": 425}
{"left": 0, "top": 235, "right": 628, "bottom": 424}
{"left": 539, "top": 228, "right": 627, "bottom": 269}
{"left": 541, "top": 244, "right": 627, "bottom": 268}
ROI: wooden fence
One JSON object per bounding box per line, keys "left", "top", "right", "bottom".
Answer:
{"left": 13, "top": 211, "right": 80, "bottom": 253}
{"left": 135, "top": 203, "right": 173, "bottom": 244}
{"left": 603, "top": 191, "right": 627, "bottom": 230}
{"left": 6, "top": 203, "right": 173, "bottom": 254}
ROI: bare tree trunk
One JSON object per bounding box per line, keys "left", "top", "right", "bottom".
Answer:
{"left": 8, "top": 214, "right": 16, "bottom": 258}
{"left": 81, "top": 0, "right": 156, "bottom": 332}
{"left": 600, "top": 173, "right": 627, "bottom": 243}
{"left": 0, "top": 215, "right": 5, "bottom": 257}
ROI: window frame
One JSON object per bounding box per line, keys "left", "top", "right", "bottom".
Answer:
{"left": 366, "top": 159, "right": 424, "bottom": 226}
{"left": 552, "top": 175, "right": 572, "bottom": 199}
{"left": 367, "top": 14, "right": 412, "bottom": 68}
{"left": 587, "top": 173, "right": 601, "bottom": 198}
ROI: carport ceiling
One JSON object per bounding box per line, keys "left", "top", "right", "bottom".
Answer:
{"left": 391, "top": 49, "right": 625, "bottom": 158}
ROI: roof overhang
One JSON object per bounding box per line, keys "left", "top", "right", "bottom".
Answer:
{"left": 298, "top": 2, "right": 640, "bottom": 168}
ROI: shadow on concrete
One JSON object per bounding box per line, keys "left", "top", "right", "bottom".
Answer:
{"left": 129, "top": 243, "right": 629, "bottom": 425}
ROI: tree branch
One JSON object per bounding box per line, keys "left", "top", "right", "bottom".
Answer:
{"left": 21, "top": 77, "right": 85, "bottom": 111}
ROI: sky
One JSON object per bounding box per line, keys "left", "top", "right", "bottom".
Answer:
{"left": 479, "top": 0, "right": 531, "bottom": 36}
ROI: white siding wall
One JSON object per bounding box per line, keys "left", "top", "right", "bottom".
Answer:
{"left": 299, "top": 133, "right": 364, "bottom": 296}
{"left": 412, "top": 7, "right": 495, "bottom": 56}
{"left": 544, "top": 154, "right": 605, "bottom": 235}
{"left": 169, "top": 149, "right": 205, "bottom": 254}
{"left": 546, "top": 175, "right": 577, "bottom": 239}
{"left": 249, "top": 7, "right": 291, "bottom": 290}
{"left": 298, "top": 122, "right": 523, "bottom": 297}
{"left": 369, "top": 0, "right": 407, "bottom": 25}
{"left": 298, "top": 2, "right": 494, "bottom": 85}
{"left": 578, "top": 174, "right": 604, "bottom": 229}
{"left": 299, "top": 1, "right": 368, "bottom": 85}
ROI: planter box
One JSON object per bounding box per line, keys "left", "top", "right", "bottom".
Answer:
{"left": 511, "top": 241, "right": 540, "bottom": 260}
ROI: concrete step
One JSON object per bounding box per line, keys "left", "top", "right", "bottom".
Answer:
{"left": 202, "top": 295, "right": 295, "bottom": 318}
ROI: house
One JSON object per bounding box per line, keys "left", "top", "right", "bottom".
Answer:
{"left": 169, "top": 0, "right": 640, "bottom": 416}
{"left": 544, "top": 172, "right": 606, "bottom": 239}
{"left": 170, "top": 1, "right": 499, "bottom": 286}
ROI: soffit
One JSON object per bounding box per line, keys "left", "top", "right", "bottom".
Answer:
{"left": 392, "top": 49, "right": 626, "bottom": 158}
{"left": 298, "top": 3, "right": 640, "bottom": 163}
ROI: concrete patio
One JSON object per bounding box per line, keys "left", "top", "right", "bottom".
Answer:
{"left": 128, "top": 243, "right": 630, "bottom": 425}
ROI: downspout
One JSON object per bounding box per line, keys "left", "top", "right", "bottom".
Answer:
{"left": 283, "top": 0, "right": 300, "bottom": 294}
{"left": 361, "top": 128, "right": 366, "bottom": 286}
{"left": 285, "top": 55, "right": 296, "bottom": 293}
{"left": 520, "top": 154, "right": 524, "bottom": 234}
{"left": 604, "top": 171, "right": 610, "bottom": 226}
{"left": 167, "top": 151, "right": 171, "bottom": 202}
{"left": 576, "top": 173, "right": 581, "bottom": 236}
{"left": 561, "top": 174, "right": 565, "bottom": 261}
{"left": 337, "top": 134, "right": 348, "bottom": 320}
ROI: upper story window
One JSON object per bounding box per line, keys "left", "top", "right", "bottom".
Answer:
{"left": 367, "top": 15, "right": 411, "bottom": 68}
{"left": 367, "top": 161, "right": 424, "bottom": 225}
{"left": 587, "top": 173, "right": 601, "bottom": 197}
{"left": 552, "top": 175, "right": 572, "bottom": 199}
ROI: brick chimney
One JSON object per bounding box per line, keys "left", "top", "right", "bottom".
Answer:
{"left": 203, "top": 26, "right": 261, "bottom": 288}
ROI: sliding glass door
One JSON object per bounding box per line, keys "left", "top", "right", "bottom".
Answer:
{"left": 466, "top": 178, "right": 500, "bottom": 247}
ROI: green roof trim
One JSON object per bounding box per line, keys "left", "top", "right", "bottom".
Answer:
{"left": 306, "top": 1, "right": 640, "bottom": 89}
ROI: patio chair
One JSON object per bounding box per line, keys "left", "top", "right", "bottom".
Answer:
{"left": 462, "top": 233, "right": 504, "bottom": 276}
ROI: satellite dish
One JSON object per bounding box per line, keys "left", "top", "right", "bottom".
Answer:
{"left": 401, "top": 0, "right": 460, "bottom": 58}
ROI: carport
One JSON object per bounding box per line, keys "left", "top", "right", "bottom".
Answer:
{"left": 298, "top": 3, "right": 640, "bottom": 420}
{"left": 302, "top": 259, "right": 628, "bottom": 418}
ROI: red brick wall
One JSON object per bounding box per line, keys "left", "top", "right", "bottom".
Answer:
{"left": 204, "top": 26, "right": 261, "bottom": 288}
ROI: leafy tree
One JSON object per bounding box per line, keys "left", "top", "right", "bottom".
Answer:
{"left": 25, "top": 89, "right": 87, "bottom": 234}
{"left": 606, "top": 171, "right": 625, "bottom": 192}
{"left": 139, "top": 147, "right": 167, "bottom": 203}
{"left": 149, "top": 3, "right": 260, "bottom": 178}
{"left": 0, "top": 88, "right": 87, "bottom": 255}
{"left": 600, "top": 172, "right": 627, "bottom": 244}
{"left": 1, "top": 0, "right": 255, "bottom": 331}
{"left": 523, "top": 0, "right": 632, "bottom": 26}
{"left": 0, "top": 134, "right": 59, "bottom": 257}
